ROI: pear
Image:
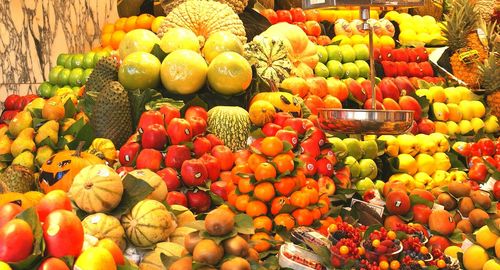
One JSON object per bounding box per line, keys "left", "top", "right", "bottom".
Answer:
{"left": 12, "top": 151, "right": 35, "bottom": 171}
{"left": 429, "top": 133, "right": 450, "bottom": 152}
{"left": 35, "top": 120, "right": 59, "bottom": 145}
{"left": 484, "top": 115, "right": 499, "bottom": 134}
{"left": 0, "top": 126, "right": 7, "bottom": 137}
{"left": 24, "top": 97, "right": 46, "bottom": 114}
{"left": 11, "top": 128, "right": 36, "bottom": 157}
{"left": 0, "top": 135, "right": 13, "bottom": 155}
{"left": 361, "top": 140, "right": 378, "bottom": 159}
{"left": 35, "top": 146, "right": 54, "bottom": 166}
{"left": 8, "top": 111, "right": 33, "bottom": 137}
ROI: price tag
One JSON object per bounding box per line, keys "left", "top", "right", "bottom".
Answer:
{"left": 480, "top": 177, "right": 496, "bottom": 192}
{"left": 461, "top": 239, "right": 474, "bottom": 251}
{"left": 432, "top": 203, "right": 445, "bottom": 210}
{"left": 351, "top": 198, "right": 385, "bottom": 218}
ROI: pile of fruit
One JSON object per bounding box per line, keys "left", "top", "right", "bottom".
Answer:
{"left": 0, "top": 0, "right": 499, "bottom": 269}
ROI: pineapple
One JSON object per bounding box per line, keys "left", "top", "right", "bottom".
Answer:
{"left": 479, "top": 54, "right": 500, "bottom": 117}
{"left": 444, "top": 0, "right": 487, "bottom": 88}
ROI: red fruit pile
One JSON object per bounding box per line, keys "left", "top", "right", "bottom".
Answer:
{"left": 1, "top": 94, "right": 39, "bottom": 124}
{"left": 455, "top": 138, "right": 500, "bottom": 186}
{"left": 118, "top": 105, "right": 234, "bottom": 212}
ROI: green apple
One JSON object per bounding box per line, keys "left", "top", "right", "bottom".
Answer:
{"left": 57, "top": 54, "right": 70, "bottom": 66}
{"left": 340, "top": 44, "right": 356, "bottom": 63}
{"left": 82, "top": 52, "right": 96, "bottom": 69}
{"left": 38, "top": 82, "right": 53, "bottom": 98}
{"left": 314, "top": 62, "right": 330, "bottom": 78}
{"left": 93, "top": 51, "right": 110, "bottom": 66}
{"left": 118, "top": 51, "right": 161, "bottom": 90}
{"left": 353, "top": 44, "right": 369, "bottom": 61}
{"left": 317, "top": 45, "right": 328, "bottom": 63}
{"left": 345, "top": 156, "right": 361, "bottom": 178}
{"left": 48, "top": 66, "right": 64, "bottom": 84}
{"left": 83, "top": 68, "right": 93, "bottom": 84}
{"left": 359, "top": 158, "right": 378, "bottom": 180}
{"left": 374, "top": 180, "right": 385, "bottom": 194}
{"left": 355, "top": 60, "right": 370, "bottom": 79}
{"left": 63, "top": 55, "right": 74, "bottom": 69}
{"left": 342, "top": 63, "right": 360, "bottom": 79}
{"left": 326, "top": 45, "right": 342, "bottom": 62}
{"left": 328, "top": 137, "right": 347, "bottom": 159}
{"left": 57, "top": 68, "right": 71, "bottom": 86}
{"left": 119, "top": 29, "right": 160, "bottom": 59}
{"left": 68, "top": 68, "right": 84, "bottom": 86}
{"left": 326, "top": 60, "right": 344, "bottom": 79}
{"left": 356, "top": 77, "right": 366, "bottom": 83}
{"left": 71, "top": 54, "right": 84, "bottom": 69}
{"left": 50, "top": 85, "right": 60, "bottom": 96}
{"left": 356, "top": 177, "right": 375, "bottom": 194}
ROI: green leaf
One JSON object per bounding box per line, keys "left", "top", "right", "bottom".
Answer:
{"left": 159, "top": 253, "right": 179, "bottom": 269}
{"left": 209, "top": 192, "right": 225, "bottom": 206}
{"left": 250, "top": 128, "right": 266, "bottom": 139}
{"left": 410, "top": 92, "right": 430, "bottom": 119}
{"left": 485, "top": 218, "right": 500, "bottom": 235}
{"left": 32, "top": 118, "right": 48, "bottom": 130}
{"left": 180, "top": 95, "right": 209, "bottom": 116}
{"left": 110, "top": 174, "right": 155, "bottom": 216}
{"left": 30, "top": 108, "right": 42, "bottom": 119}
{"left": 448, "top": 229, "right": 465, "bottom": 244}
{"left": 200, "top": 228, "right": 237, "bottom": 244}
{"left": 278, "top": 204, "right": 298, "bottom": 214}
{"left": 62, "top": 118, "right": 85, "bottom": 136}
{"left": 0, "top": 153, "right": 14, "bottom": 163}
{"left": 306, "top": 241, "right": 333, "bottom": 269}
{"left": 128, "top": 88, "right": 163, "bottom": 128}
{"left": 77, "top": 91, "right": 98, "bottom": 118}
{"left": 297, "top": 96, "right": 311, "bottom": 119}
{"left": 67, "top": 123, "right": 95, "bottom": 150}
{"left": 37, "top": 137, "right": 58, "bottom": 150}
{"left": 60, "top": 256, "right": 75, "bottom": 268}
{"left": 145, "top": 97, "right": 185, "bottom": 111}
{"left": 282, "top": 141, "right": 293, "bottom": 153}
{"left": 448, "top": 151, "right": 467, "bottom": 170}
{"left": 363, "top": 224, "right": 382, "bottom": 240}
{"left": 64, "top": 99, "right": 77, "bottom": 118}
{"left": 150, "top": 43, "right": 168, "bottom": 62}
{"left": 234, "top": 214, "right": 255, "bottom": 235}
{"left": 410, "top": 194, "right": 434, "bottom": 208}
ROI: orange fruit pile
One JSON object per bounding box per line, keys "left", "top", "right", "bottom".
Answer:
{"left": 100, "top": 14, "right": 161, "bottom": 50}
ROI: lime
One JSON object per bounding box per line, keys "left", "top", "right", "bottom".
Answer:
{"left": 48, "top": 66, "right": 64, "bottom": 84}
{"left": 83, "top": 68, "right": 93, "bottom": 84}
{"left": 317, "top": 45, "right": 328, "bottom": 64}
{"left": 82, "top": 52, "right": 96, "bottom": 69}
{"left": 63, "top": 55, "right": 74, "bottom": 69}
{"left": 118, "top": 51, "right": 161, "bottom": 90}
{"left": 68, "top": 68, "right": 84, "bottom": 86}
{"left": 71, "top": 54, "right": 84, "bottom": 69}
{"left": 57, "top": 54, "right": 70, "bottom": 66}
{"left": 38, "top": 82, "right": 53, "bottom": 98}
{"left": 93, "top": 51, "right": 110, "bottom": 66}
{"left": 57, "top": 68, "right": 71, "bottom": 86}
{"left": 326, "top": 60, "right": 344, "bottom": 79}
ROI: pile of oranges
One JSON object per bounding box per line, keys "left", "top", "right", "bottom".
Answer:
{"left": 99, "top": 14, "right": 165, "bottom": 50}
{"left": 223, "top": 123, "right": 344, "bottom": 253}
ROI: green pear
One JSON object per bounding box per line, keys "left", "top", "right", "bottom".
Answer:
{"left": 345, "top": 156, "right": 361, "bottom": 179}
{"left": 355, "top": 177, "right": 375, "bottom": 194}
{"left": 35, "top": 120, "right": 59, "bottom": 145}
{"left": 11, "top": 128, "right": 36, "bottom": 157}
{"left": 328, "top": 137, "right": 347, "bottom": 159}
{"left": 359, "top": 158, "right": 378, "bottom": 180}
{"left": 343, "top": 138, "right": 363, "bottom": 161}
{"left": 0, "top": 135, "right": 12, "bottom": 155}
{"left": 361, "top": 140, "right": 379, "bottom": 159}
{"left": 36, "top": 145, "right": 54, "bottom": 166}
{"left": 12, "top": 151, "right": 35, "bottom": 171}
{"left": 8, "top": 111, "right": 33, "bottom": 137}
{"left": 374, "top": 180, "right": 385, "bottom": 194}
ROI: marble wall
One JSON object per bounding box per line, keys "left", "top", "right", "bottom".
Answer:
{"left": 0, "top": 0, "right": 119, "bottom": 107}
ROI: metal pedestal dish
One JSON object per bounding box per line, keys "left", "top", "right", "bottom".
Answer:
{"left": 318, "top": 109, "right": 414, "bottom": 135}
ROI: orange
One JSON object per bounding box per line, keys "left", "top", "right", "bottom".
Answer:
{"left": 151, "top": 16, "right": 165, "bottom": 33}
{"left": 228, "top": 190, "right": 238, "bottom": 206}
{"left": 253, "top": 216, "right": 273, "bottom": 232}
{"left": 311, "top": 208, "right": 321, "bottom": 220}
{"left": 271, "top": 196, "right": 290, "bottom": 215}
{"left": 273, "top": 213, "right": 295, "bottom": 231}
{"left": 254, "top": 182, "right": 275, "bottom": 202}
{"left": 318, "top": 195, "right": 330, "bottom": 214}
{"left": 234, "top": 149, "right": 252, "bottom": 165}
{"left": 261, "top": 136, "right": 284, "bottom": 157}
{"left": 136, "top": 14, "right": 155, "bottom": 30}
{"left": 305, "top": 178, "right": 319, "bottom": 191}
{"left": 102, "top": 23, "right": 115, "bottom": 34}
{"left": 246, "top": 200, "right": 268, "bottom": 217}
{"left": 110, "top": 30, "right": 126, "bottom": 50}
{"left": 96, "top": 238, "right": 125, "bottom": 265}
{"left": 272, "top": 154, "right": 295, "bottom": 174}
{"left": 290, "top": 191, "right": 310, "bottom": 208}
{"left": 238, "top": 177, "right": 255, "bottom": 194}
{"left": 101, "top": 33, "right": 112, "bottom": 47}
{"left": 292, "top": 208, "right": 314, "bottom": 226}
{"left": 301, "top": 186, "right": 319, "bottom": 204}
{"left": 295, "top": 170, "right": 307, "bottom": 187}
{"left": 123, "top": 16, "right": 138, "bottom": 32}
{"left": 254, "top": 162, "right": 277, "bottom": 182}
{"left": 251, "top": 232, "right": 271, "bottom": 252}
{"left": 114, "top": 17, "right": 127, "bottom": 31}
{"left": 231, "top": 164, "right": 252, "bottom": 184}
{"left": 220, "top": 171, "right": 233, "bottom": 183}
{"left": 248, "top": 153, "right": 267, "bottom": 172}
{"left": 235, "top": 194, "right": 250, "bottom": 212}
{"left": 274, "top": 176, "right": 296, "bottom": 196}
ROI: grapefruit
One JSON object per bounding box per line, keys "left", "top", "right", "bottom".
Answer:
{"left": 159, "top": 27, "right": 200, "bottom": 53}
{"left": 161, "top": 50, "right": 208, "bottom": 95}
{"left": 118, "top": 52, "right": 161, "bottom": 90}
{"left": 74, "top": 247, "right": 117, "bottom": 270}
{"left": 207, "top": 52, "right": 252, "bottom": 95}
{"left": 202, "top": 31, "right": 244, "bottom": 63}
{"left": 119, "top": 29, "right": 160, "bottom": 59}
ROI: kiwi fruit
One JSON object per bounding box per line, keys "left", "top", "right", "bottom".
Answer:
{"left": 470, "top": 190, "right": 492, "bottom": 210}
{"left": 193, "top": 239, "right": 224, "bottom": 265}
{"left": 469, "top": 209, "right": 490, "bottom": 228}
{"left": 456, "top": 219, "right": 473, "bottom": 234}
{"left": 458, "top": 197, "right": 475, "bottom": 217}
{"left": 184, "top": 231, "right": 201, "bottom": 254}
{"left": 246, "top": 248, "right": 259, "bottom": 262}
{"left": 431, "top": 187, "right": 444, "bottom": 198}
{"left": 437, "top": 193, "right": 457, "bottom": 210}
{"left": 169, "top": 256, "right": 193, "bottom": 270}
{"left": 205, "top": 208, "right": 235, "bottom": 236}
{"left": 223, "top": 235, "right": 249, "bottom": 257}
{"left": 448, "top": 182, "right": 471, "bottom": 198}
{"left": 453, "top": 212, "right": 462, "bottom": 224}
{"left": 220, "top": 257, "right": 251, "bottom": 270}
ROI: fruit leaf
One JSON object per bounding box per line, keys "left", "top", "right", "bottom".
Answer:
{"left": 278, "top": 204, "right": 298, "bottom": 214}
{"left": 150, "top": 43, "right": 168, "bottom": 62}
{"left": 457, "top": 252, "right": 466, "bottom": 270}
{"left": 409, "top": 92, "right": 430, "bottom": 119}
{"left": 67, "top": 123, "right": 95, "bottom": 150}
{"left": 448, "top": 229, "right": 465, "bottom": 244}
{"left": 375, "top": 140, "right": 387, "bottom": 157}
{"left": 257, "top": 249, "right": 279, "bottom": 261}
{"left": 62, "top": 117, "right": 85, "bottom": 136}
{"left": 298, "top": 97, "right": 311, "bottom": 119}
{"left": 30, "top": 108, "right": 42, "bottom": 119}
{"left": 180, "top": 95, "right": 209, "bottom": 116}
{"left": 77, "top": 91, "right": 98, "bottom": 118}
{"left": 275, "top": 225, "right": 291, "bottom": 242}
{"left": 409, "top": 194, "right": 434, "bottom": 208}
{"left": 128, "top": 88, "right": 163, "bottom": 128}
{"left": 234, "top": 214, "right": 255, "bottom": 235}
{"left": 0, "top": 153, "right": 13, "bottom": 163}
{"left": 363, "top": 224, "right": 382, "bottom": 240}
{"left": 37, "top": 137, "right": 58, "bottom": 150}
{"left": 448, "top": 151, "right": 467, "bottom": 170}
{"left": 10, "top": 207, "right": 45, "bottom": 270}
{"left": 485, "top": 218, "right": 500, "bottom": 235}
{"left": 32, "top": 118, "right": 48, "bottom": 130}
{"left": 347, "top": 91, "right": 364, "bottom": 107}
{"left": 398, "top": 211, "right": 414, "bottom": 222}
{"left": 306, "top": 241, "right": 333, "bottom": 269}
{"left": 64, "top": 99, "right": 77, "bottom": 118}
{"left": 249, "top": 128, "right": 266, "bottom": 139}
{"left": 159, "top": 253, "right": 178, "bottom": 269}
{"left": 60, "top": 256, "right": 75, "bottom": 268}
{"left": 145, "top": 97, "right": 184, "bottom": 111}
{"left": 282, "top": 141, "right": 293, "bottom": 153}
{"left": 185, "top": 220, "right": 205, "bottom": 231}
{"left": 200, "top": 228, "right": 237, "bottom": 244}
{"left": 209, "top": 191, "right": 225, "bottom": 206}
{"left": 110, "top": 174, "right": 155, "bottom": 216}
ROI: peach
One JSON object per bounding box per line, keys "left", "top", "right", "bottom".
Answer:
{"left": 323, "top": 95, "right": 342, "bottom": 109}
{"left": 429, "top": 209, "right": 456, "bottom": 236}
{"left": 326, "top": 78, "right": 349, "bottom": 102}
{"left": 306, "top": 77, "right": 328, "bottom": 98}
{"left": 281, "top": 77, "right": 309, "bottom": 98}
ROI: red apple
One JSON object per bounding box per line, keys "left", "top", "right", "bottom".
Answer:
{"left": 181, "top": 159, "right": 208, "bottom": 186}
{"left": 380, "top": 47, "right": 394, "bottom": 61}
{"left": 262, "top": 122, "right": 281, "bottom": 137}
{"left": 477, "top": 138, "right": 496, "bottom": 157}
{"left": 393, "top": 76, "right": 416, "bottom": 95}
{"left": 141, "top": 123, "right": 167, "bottom": 150}
{"left": 210, "top": 181, "right": 228, "bottom": 201}
{"left": 410, "top": 120, "right": 419, "bottom": 134}
{"left": 0, "top": 203, "right": 23, "bottom": 227}
{"left": 36, "top": 190, "right": 72, "bottom": 223}
{"left": 382, "top": 98, "right": 401, "bottom": 110}
{"left": 299, "top": 154, "right": 317, "bottom": 176}
{"left": 300, "top": 139, "right": 321, "bottom": 158}
{"left": 399, "top": 96, "right": 422, "bottom": 121}
{"left": 211, "top": 145, "right": 234, "bottom": 171}
{"left": 186, "top": 116, "right": 207, "bottom": 137}
{"left": 417, "top": 118, "right": 435, "bottom": 135}
{"left": 276, "top": 10, "right": 293, "bottom": 23}
{"left": 408, "top": 62, "right": 424, "bottom": 77}
{"left": 185, "top": 106, "right": 208, "bottom": 121}
{"left": 137, "top": 110, "right": 163, "bottom": 132}
{"left": 157, "top": 167, "right": 181, "bottom": 191}
{"left": 166, "top": 191, "right": 187, "bottom": 207}
{"left": 281, "top": 77, "right": 309, "bottom": 98}
{"left": 193, "top": 136, "right": 212, "bottom": 157}
{"left": 493, "top": 180, "right": 500, "bottom": 200}
{"left": 290, "top": 8, "right": 306, "bottom": 22}
{"left": 419, "top": 62, "right": 434, "bottom": 77}
{"left": 326, "top": 78, "right": 349, "bottom": 102}
{"left": 305, "top": 9, "right": 321, "bottom": 21}
{"left": 164, "top": 145, "right": 191, "bottom": 170}
{"left": 167, "top": 118, "right": 192, "bottom": 145}
{"left": 136, "top": 149, "right": 163, "bottom": 171}
{"left": 260, "top": 9, "right": 278, "bottom": 24}
{"left": 305, "top": 21, "right": 321, "bottom": 36}
{"left": 317, "top": 35, "right": 332, "bottom": 46}
{"left": 381, "top": 61, "right": 398, "bottom": 77}
{"left": 361, "top": 80, "right": 383, "bottom": 102}
{"left": 307, "top": 126, "right": 326, "bottom": 146}
{"left": 206, "top": 134, "right": 224, "bottom": 147}
{"left": 159, "top": 105, "right": 180, "bottom": 126}
{"left": 116, "top": 166, "right": 133, "bottom": 176}
{"left": 396, "top": 62, "right": 409, "bottom": 77}
{"left": 364, "top": 99, "right": 385, "bottom": 110}
{"left": 306, "top": 77, "right": 328, "bottom": 98}
{"left": 468, "top": 163, "right": 488, "bottom": 183}
{"left": 284, "top": 118, "right": 307, "bottom": 135}
{"left": 119, "top": 142, "right": 141, "bottom": 167}
{"left": 318, "top": 176, "right": 336, "bottom": 196}
{"left": 276, "top": 129, "right": 299, "bottom": 148}
{"left": 186, "top": 190, "right": 211, "bottom": 213}
{"left": 414, "top": 47, "right": 429, "bottom": 62}
{"left": 428, "top": 236, "right": 451, "bottom": 251}
{"left": 316, "top": 157, "right": 334, "bottom": 177}
{"left": 273, "top": 112, "right": 293, "bottom": 127}
{"left": 345, "top": 78, "right": 366, "bottom": 103}
{"left": 393, "top": 48, "right": 409, "bottom": 62}
{"left": 200, "top": 153, "right": 221, "bottom": 181}
{"left": 4, "top": 95, "right": 20, "bottom": 110}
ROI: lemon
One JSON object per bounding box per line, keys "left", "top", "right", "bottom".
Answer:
{"left": 207, "top": 52, "right": 252, "bottom": 95}
{"left": 455, "top": 86, "right": 473, "bottom": 100}
{"left": 475, "top": 225, "right": 498, "bottom": 249}
{"left": 445, "top": 87, "right": 462, "bottom": 104}
{"left": 414, "top": 172, "right": 432, "bottom": 185}
{"left": 415, "top": 153, "right": 436, "bottom": 175}
{"left": 160, "top": 49, "right": 208, "bottom": 95}
{"left": 74, "top": 247, "right": 117, "bottom": 270}
{"left": 388, "top": 173, "right": 414, "bottom": 185}
{"left": 459, "top": 100, "right": 474, "bottom": 120}
{"left": 0, "top": 262, "right": 12, "bottom": 270}
{"left": 433, "top": 152, "right": 452, "bottom": 171}
{"left": 429, "top": 86, "right": 446, "bottom": 102}
{"left": 463, "top": 245, "right": 489, "bottom": 270}
{"left": 444, "top": 246, "right": 463, "bottom": 259}
{"left": 398, "top": 154, "right": 418, "bottom": 175}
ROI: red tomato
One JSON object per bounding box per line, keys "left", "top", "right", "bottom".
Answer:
{"left": 0, "top": 219, "right": 34, "bottom": 262}
{"left": 38, "top": 257, "right": 70, "bottom": 270}
{"left": 468, "top": 163, "right": 488, "bottom": 183}
{"left": 276, "top": 10, "right": 293, "bottom": 23}
{"left": 43, "top": 210, "right": 84, "bottom": 258}
{"left": 0, "top": 203, "right": 23, "bottom": 227}
{"left": 260, "top": 9, "right": 278, "bottom": 24}
{"left": 290, "top": 8, "right": 306, "bottom": 22}
{"left": 36, "top": 190, "right": 73, "bottom": 223}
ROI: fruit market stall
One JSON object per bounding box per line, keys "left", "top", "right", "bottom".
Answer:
{"left": 0, "top": 0, "right": 499, "bottom": 269}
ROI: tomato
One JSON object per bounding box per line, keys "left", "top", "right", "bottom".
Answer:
{"left": 260, "top": 9, "right": 278, "bottom": 24}
{"left": 0, "top": 219, "right": 34, "bottom": 262}
{"left": 38, "top": 257, "right": 70, "bottom": 270}
{"left": 276, "top": 10, "right": 293, "bottom": 23}
{"left": 468, "top": 163, "right": 488, "bottom": 183}
{"left": 477, "top": 138, "right": 496, "bottom": 156}
{"left": 36, "top": 190, "right": 72, "bottom": 223}
{"left": 43, "top": 210, "right": 84, "bottom": 258}
{"left": 0, "top": 203, "right": 23, "bottom": 227}
{"left": 290, "top": 8, "right": 306, "bottom": 22}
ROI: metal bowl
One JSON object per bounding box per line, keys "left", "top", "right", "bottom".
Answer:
{"left": 318, "top": 109, "right": 414, "bottom": 135}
